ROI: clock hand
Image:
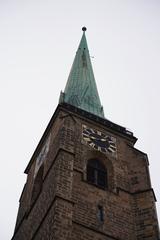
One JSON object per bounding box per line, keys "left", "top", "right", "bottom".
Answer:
{"left": 101, "top": 139, "right": 107, "bottom": 142}
{"left": 90, "top": 136, "right": 106, "bottom": 142}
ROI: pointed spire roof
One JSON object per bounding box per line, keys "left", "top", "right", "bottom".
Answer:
{"left": 59, "top": 27, "right": 104, "bottom": 118}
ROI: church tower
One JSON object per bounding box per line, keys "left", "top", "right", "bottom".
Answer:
{"left": 12, "top": 28, "right": 159, "bottom": 240}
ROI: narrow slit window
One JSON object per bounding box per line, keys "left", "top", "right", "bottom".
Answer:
{"left": 98, "top": 205, "right": 104, "bottom": 222}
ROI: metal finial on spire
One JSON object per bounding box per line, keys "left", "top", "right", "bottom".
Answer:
{"left": 82, "top": 27, "right": 87, "bottom": 32}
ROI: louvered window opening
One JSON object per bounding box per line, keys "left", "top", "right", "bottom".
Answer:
{"left": 87, "top": 159, "right": 107, "bottom": 189}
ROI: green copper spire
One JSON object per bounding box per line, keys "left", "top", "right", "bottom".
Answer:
{"left": 59, "top": 27, "right": 104, "bottom": 118}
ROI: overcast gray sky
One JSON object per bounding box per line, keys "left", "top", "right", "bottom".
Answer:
{"left": 0, "top": 1, "right": 160, "bottom": 239}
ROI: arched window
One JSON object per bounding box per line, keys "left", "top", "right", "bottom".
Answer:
{"left": 87, "top": 159, "right": 107, "bottom": 189}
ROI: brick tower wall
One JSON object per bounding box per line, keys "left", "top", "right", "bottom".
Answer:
{"left": 12, "top": 106, "right": 159, "bottom": 240}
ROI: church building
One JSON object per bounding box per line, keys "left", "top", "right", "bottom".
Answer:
{"left": 12, "top": 27, "right": 159, "bottom": 240}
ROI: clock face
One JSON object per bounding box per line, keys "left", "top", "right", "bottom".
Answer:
{"left": 82, "top": 125, "right": 116, "bottom": 154}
